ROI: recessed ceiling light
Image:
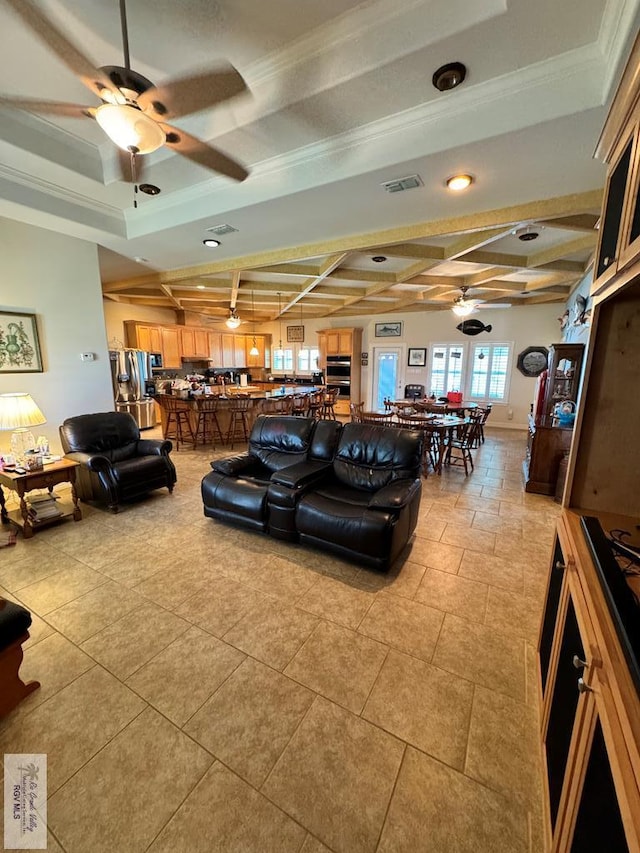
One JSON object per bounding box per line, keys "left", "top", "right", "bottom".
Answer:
{"left": 432, "top": 62, "right": 467, "bottom": 92}
{"left": 372, "top": 256, "right": 387, "bottom": 263}
{"left": 196, "top": 285, "right": 206, "bottom": 290}
{"left": 446, "top": 174, "right": 473, "bottom": 191}
{"left": 139, "top": 183, "right": 161, "bottom": 195}
{"left": 202, "top": 239, "right": 220, "bottom": 248}
{"left": 134, "top": 256, "right": 149, "bottom": 263}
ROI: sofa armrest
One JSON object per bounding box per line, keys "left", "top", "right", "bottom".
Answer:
{"left": 368, "top": 478, "right": 421, "bottom": 511}
{"left": 270, "top": 460, "right": 333, "bottom": 490}
{"left": 211, "top": 454, "right": 254, "bottom": 475}
{"left": 63, "top": 451, "right": 112, "bottom": 473}
{"left": 137, "top": 438, "right": 172, "bottom": 456}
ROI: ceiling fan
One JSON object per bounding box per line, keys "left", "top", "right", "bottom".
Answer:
{"left": 451, "top": 286, "right": 510, "bottom": 316}
{"left": 1, "top": 0, "right": 250, "bottom": 186}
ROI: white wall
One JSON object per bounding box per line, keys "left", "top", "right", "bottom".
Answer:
{"left": 0, "top": 218, "right": 113, "bottom": 453}
{"left": 260, "top": 304, "right": 561, "bottom": 428}
{"left": 103, "top": 300, "right": 177, "bottom": 348}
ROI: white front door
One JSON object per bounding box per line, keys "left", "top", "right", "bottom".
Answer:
{"left": 372, "top": 346, "right": 404, "bottom": 410}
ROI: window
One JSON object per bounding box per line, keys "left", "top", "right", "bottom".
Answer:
{"left": 469, "top": 343, "right": 512, "bottom": 401}
{"left": 429, "top": 344, "right": 464, "bottom": 396}
{"left": 428, "top": 341, "right": 513, "bottom": 401}
{"left": 272, "top": 347, "right": 294, "bottom": 372}
{"left": 297, "top": 347, "right": 320, "bottom": 373}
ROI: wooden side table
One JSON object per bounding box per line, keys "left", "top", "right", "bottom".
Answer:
{"left": 0, "top": 459, "right": 82, "bottom": 539}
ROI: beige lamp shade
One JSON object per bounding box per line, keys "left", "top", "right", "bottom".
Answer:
{"left": 0, "top": 393, "right": 46, "bottom": 430}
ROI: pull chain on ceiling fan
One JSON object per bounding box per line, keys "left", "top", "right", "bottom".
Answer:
{"left": 2, "top": 0, "right": 251, "bottom": 191}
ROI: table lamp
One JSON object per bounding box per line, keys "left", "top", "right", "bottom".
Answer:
{"left": 0, "top": 393, "right": 46, "bottom": 462}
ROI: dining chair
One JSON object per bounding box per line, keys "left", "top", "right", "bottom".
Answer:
{"left": 444, "top": 419, "right": 481, "bottom": 475}
{"left": 349, "top": 401, "right": 364, "bottom": 422}
{"left": 360, "top": 411, "right": 395, "bottom": 426}
{"left": 395, "top": 413, "right": 439, "bottom": 475}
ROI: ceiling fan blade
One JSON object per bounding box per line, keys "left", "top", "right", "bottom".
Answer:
{"left": 4, "top": 0, "right": 119, "bottom": 101}
{"left": 138, "top": 66, "right": 248, "bottom": 120}
{"left": 0, "top": 96, "right": 94, "bottom": 118}
{"left": 161, "top": 125, "right": 249, "bottom": 182}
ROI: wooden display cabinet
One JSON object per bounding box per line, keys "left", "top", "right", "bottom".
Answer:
{"left": 537, "top": 31, "right": 640, "bottom": 853}
{"left": 543, "top": 344, "right": 585, "bottom": 423}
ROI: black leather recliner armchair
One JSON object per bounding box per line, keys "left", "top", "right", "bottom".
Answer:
{"left": 201, "top": 415, "right": 341, "bottom": 532}
{"left": 293, "top": 423, "right": 422, "bottom": 571}
{"left": 59, "top": 411, "right": 176, "bottom": 512}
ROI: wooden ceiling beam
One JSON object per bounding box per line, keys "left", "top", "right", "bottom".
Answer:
{"left": 229, "top": 270, "right": 241, "bottom": 309}
{"left": 526, "top": 234, "right": 597, "bottom": 268}
{"left": 444, "top": 227, "right": 513, "bottom": 259}
{"left": 159, "top": 285, "right": 182, "bottom": 309}
{"left": 541, "top": 214, "right": 599, "bottom": 232}
{"left": 277, "top": 253, "right": 349, "bottom": 318}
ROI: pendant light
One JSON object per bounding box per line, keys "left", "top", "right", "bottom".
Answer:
{"left": 249, "top": 290, "right": 259, "bottom": 356}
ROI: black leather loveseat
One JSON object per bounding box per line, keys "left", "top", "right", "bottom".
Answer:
{"left": 201, "top": 415, "right": 422, "bottom": 570}
{"left": 60, "top": 411, "right": 176, "bottom": 511}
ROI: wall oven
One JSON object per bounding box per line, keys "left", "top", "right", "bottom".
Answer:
{"left": 326, "top": 355, "right": 352, "bottom": 396}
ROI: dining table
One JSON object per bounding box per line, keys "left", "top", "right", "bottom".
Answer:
{"left": 365, "top": 410, "right": 469, "bottom": 475}
{"left": 389, "top": 399, "right": 478, "bottom": 416}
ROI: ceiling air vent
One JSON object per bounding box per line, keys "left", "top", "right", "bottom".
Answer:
{"left": 206, "top": 224, "right": 238, "bottom": 236}
{"left": 381, "top": 174, "right": 424, "bottom": 193}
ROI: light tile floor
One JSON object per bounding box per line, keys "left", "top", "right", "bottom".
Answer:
{"left": 0, "top": 426, "right": 558, "bottom": 852}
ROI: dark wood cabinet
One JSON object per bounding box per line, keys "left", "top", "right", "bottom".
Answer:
{"left": 524, "top": 416, "right": 572, "bottom": 495}
{"left": 543, "top": 344, "right": 585, "bottom": 423}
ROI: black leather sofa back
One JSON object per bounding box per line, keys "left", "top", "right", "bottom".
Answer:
{"left": 60, "top": 411, "right": 140, "bottom": 461}
{"left": 248, "top": 415, "right": 316, "bottom": 472}
{"left": 333, "top": 423, "right": 423, "bottom": 491}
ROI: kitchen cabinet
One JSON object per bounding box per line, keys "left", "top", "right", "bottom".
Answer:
{"left": 538, "top": 34, "right": 640, "bottom": 852}
{"left": 208, "top": 332, "right": 222, "bottom": 365}
{"left": 317, "top": 327, "right": 362, "bottom": 410}
{"left": 325, "top": 329, "right": 353, "bottom": 356}
{"left": 161, "top": 327, "right": 181, "bottom": 369}
{"left": 135, "top": 324, "right": 162, "bottom": 353}
{"left": 180, "top": 327, "right": 209, "bottom": 358}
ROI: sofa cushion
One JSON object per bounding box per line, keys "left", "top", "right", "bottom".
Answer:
{"left": 202, "top": 471, "right": 268, "bottom": 523}
{"left": 333, "top": 424, "right": 422, "bottom": 492}
{"left": 296, "top": 491, "right": 396, "bottom": 559}
{"left": 248, "top": 416, "right": 316, "bottom": 472}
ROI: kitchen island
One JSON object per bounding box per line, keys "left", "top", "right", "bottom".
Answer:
{"left": 155, "top": 386, "right": 322, "bottom": 443}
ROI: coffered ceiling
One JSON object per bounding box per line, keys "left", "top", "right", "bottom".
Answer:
{"left": 1, "top": 0, "right": 639, "bottom": 320}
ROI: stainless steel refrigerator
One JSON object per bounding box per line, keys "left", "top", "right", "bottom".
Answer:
{"left": 109, "top": 349, "right": 157, "bottom": 430}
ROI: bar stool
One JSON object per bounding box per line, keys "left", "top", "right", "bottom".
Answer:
{"left": 292, "top": 394, "right": 309, "bottom": 416}
{"left": 159, "top": 395, "right": 195, "bottom": 451}
{"left": 322, "top": 388, "right": 339, "bottom": 419}
{"left": 194, "top": 396, "right": 224, "bottom": 448}
{"left": 226, "top": 395, "right": 252, "bottom": 448}
{"left": 307, "top": 390, "right": 325, "bottom": 419}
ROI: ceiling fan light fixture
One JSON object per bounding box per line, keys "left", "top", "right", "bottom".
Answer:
{"left": 95, "top": 103, "right": 165, "bottom": 154}
{"left": 452, "top": 300, "right": 476, "bottom": 317}
{"left": 225, "top": 308, "right": 241, "bottom": 329}
{"left": 446, "top": 174, "right": 473, "bottom": 192}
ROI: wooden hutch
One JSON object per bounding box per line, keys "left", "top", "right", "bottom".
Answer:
{"left": 537, "top": 34, "right": 640, "bottom": 853}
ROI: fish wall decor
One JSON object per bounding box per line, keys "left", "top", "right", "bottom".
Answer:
{"left": 456, "top": 319, "right": 492, "bottom": 335}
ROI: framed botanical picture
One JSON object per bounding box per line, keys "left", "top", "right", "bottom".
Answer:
{"left": 408, "top": 347, "right": 427, "bottom": 367}
{"left": 0, "top": 311, "right": 43, "bottom": 373}
{"left": 375, "top": 321, "right": 402, "bottom": 337}
{"left": 287, "top": 325, "right": 304, "bottom": 342}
